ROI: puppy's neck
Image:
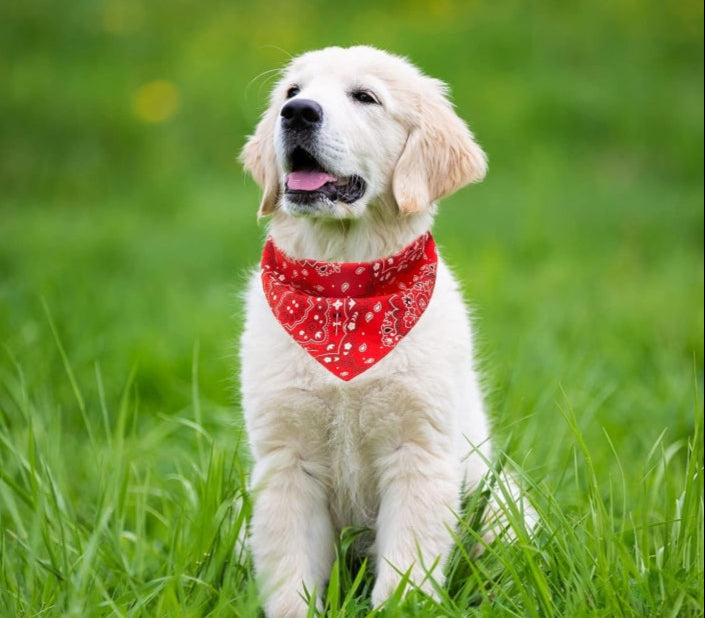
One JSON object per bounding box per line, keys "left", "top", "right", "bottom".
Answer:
{"left": 267, "top": 207, "right": 434, "bottom": 263}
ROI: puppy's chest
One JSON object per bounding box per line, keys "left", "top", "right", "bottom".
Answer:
{"left": 312, "top": 387, "right": 393, "bottom": 527}
{"left": 303, "top": 378, "right": 426, "bottom": 455}
{"left": 297, "top": 380, "right": 433, "bottom": 527}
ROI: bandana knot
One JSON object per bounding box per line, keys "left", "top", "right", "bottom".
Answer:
{"left": 261, "top": 233, "right": 438, "bottom": 380}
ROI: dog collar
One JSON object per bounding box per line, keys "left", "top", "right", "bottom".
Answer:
{"left": 260, "top": 233, "right": 438, "bottom": 380}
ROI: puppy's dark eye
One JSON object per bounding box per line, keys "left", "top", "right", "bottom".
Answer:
{"left": 351, "top": 90, "right": 379, "bottom": 105}
{"left": 286, "top": 85, "right": 300, "bottom": 99}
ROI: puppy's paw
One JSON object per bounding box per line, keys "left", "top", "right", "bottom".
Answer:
{"left": 263, "top": 587, "right": 320, "bottom": 618}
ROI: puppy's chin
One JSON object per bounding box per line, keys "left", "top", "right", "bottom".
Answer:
{"left": 280, "top": 191, "right": 368, "bottom": 220}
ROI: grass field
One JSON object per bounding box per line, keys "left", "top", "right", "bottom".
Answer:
{"left": 1, "top": 0, "right": 703, "bottom": 616}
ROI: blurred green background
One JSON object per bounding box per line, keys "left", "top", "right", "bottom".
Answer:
{"left": 1, "top": 0, "right": 702, "bottom": 477}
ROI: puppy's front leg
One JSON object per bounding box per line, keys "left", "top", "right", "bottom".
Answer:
{"left": 371, "top": 442, "right": 459, "bottom": 607}
{"left": 251, "top": 451, "right": 335, "bottom": 618}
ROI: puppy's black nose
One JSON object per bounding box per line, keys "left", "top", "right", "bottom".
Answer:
{"left": 280, "top": 98, "right": 323, "bottom": 130}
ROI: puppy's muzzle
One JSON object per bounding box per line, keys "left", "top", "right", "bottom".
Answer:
{"left": 279, "top": 97, "right": 367, "bottom": 207}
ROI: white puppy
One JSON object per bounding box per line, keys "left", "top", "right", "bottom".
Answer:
{"left": 240, "top": 46, "right": 532, "bottom": 617}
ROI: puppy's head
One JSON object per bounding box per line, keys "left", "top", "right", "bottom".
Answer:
{"left": 241, "top": 46, "right": 487, "bottom": 219}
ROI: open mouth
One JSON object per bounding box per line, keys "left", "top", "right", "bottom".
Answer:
{"left": 284, "top": 147, "right": 366, "bottom": 204}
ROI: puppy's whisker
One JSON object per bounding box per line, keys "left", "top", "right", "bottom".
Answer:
{"left": 245, "top": 68, "right": 284, "bottom": 100}
{"left": 259, "top": 44, "right": 295, "bottom": 60}
{"left": 244, "top": 46, "right": 294, "bottom": 100}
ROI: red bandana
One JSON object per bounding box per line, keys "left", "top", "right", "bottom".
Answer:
{"left": 261, "top": 233, "right": 438, "bottom": 381}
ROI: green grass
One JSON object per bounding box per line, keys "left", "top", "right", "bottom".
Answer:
{"left": 1, "top": 0, "right": 703, "bottom": 616}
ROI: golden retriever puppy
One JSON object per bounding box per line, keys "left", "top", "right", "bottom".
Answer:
{"left": 240, "top": 45, "right": 533, "bottom": 617}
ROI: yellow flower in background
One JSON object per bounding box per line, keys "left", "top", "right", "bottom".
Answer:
{"left": 133, "top": 80, "right": 180, "bottom": 124}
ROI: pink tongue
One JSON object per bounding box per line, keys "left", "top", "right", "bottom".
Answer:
{"left": 287, "top": 171, "right": 337, "bottom": 191}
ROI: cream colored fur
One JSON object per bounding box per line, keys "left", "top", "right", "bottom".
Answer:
{"left": 240, "top": 46, "right": 533, "bottom": 618}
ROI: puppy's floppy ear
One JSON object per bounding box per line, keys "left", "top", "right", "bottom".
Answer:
{"left": 240, "top": 105, "right": 280, "bottom": 217}
{"left": 392, "top": 79, "right": 487, "bottom": 214}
